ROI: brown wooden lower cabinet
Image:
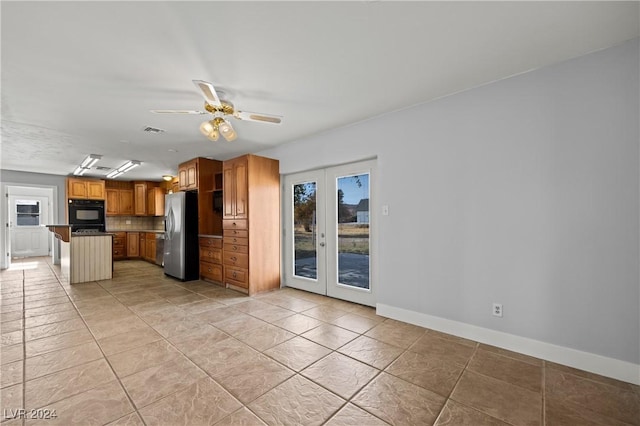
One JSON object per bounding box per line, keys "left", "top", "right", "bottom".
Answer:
{"left": 110, "top": 231, "right": 160, "bottom": 264}
{"left": 145, "top": 233, "right": 156, "bottom": 263}
{"left": 223, "top": 225, "right": 249, "bottom": 292}
{"left": 139, "top": 233, "right": 146, "bottom": 259}
{"left": 199, "top": 236, "right": 223, "bottom": 283}
{"left": 127, "top": 232, "right": 139, "bottom": 257}
{"left": 112, "top": 232, "right": 126, "bottom": 260}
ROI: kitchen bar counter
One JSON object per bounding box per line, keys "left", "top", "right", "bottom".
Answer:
{"left": 46, "top": 226, "right": 113, "bottom": 284}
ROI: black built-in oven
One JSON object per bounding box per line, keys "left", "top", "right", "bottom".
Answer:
{"left": 68, "top": 199, "right": 106, "bottom": 232}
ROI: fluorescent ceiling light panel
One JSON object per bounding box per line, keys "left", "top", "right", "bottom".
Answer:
{"left": 73, "top": 154, "right": 102, "bottom": 175}
{"left": 106, "top": 160, "right": 141, "bottom": 179}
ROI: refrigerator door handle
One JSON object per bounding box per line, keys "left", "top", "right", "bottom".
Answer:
{"left": 166, "top": 207, "right": 175, "bottom": 241}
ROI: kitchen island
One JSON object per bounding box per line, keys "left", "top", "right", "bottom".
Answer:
{"left": 46, "top": 225, "right": 113, "bottom": 284}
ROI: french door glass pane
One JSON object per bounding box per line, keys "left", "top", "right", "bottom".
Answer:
{"left": 293, "top": 182, "right": 317, "bottom": 280}
{"left": 336, "top": 174, "right": 370, "bottom": 289}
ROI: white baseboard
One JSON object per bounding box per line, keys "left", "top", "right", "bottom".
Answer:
{"left": 376, "top": 303, "right": 640, "bottom": 386}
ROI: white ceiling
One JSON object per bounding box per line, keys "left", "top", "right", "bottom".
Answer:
{"left": 2, "top": 1, "right": 638, "bottom": 181}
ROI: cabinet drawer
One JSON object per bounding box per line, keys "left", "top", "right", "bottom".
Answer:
{"left": 223, "top": 243, "right": 249, "bottom": 254}
{"left": 199, "top": 237, "right": 222, "bottom": 248}
{"left": 200, "top": 248, "right": 222, "bottom": 264}
{"left": 112, "top": 237, "right": 125, "bottom": 246}
{"left": 223, "top": 229, "right": 248, "bottom": 239}
{"left": 223, "top": 236, "right": 248, "bottom": 246}
{"left": 200, "top": 262, "right": 222, "bottom": 282}
{"left": 224, "top": 266, "right": 248, "bottom": 288}
{"left": 223, "top": 251, "right": 249, "bottom": 269}
{"left": 113, "top": 247, "right": 126, "bottom": 259}
{"left": 223, "top": 219, "right": 248, "bottom": 230}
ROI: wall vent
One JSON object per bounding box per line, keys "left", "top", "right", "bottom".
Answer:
{"left": 142, "top": 126, "right": 165, "bottom": 134}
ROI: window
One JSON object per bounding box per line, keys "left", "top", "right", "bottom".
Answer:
{"left": 16, "top": 200, "right": 40, "bottom": 226}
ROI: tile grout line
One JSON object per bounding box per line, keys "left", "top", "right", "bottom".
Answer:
{"left": 435, "top": 341, "right": 481, "bottom": 424}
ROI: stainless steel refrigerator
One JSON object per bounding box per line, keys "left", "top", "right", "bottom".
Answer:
{"left": 163, "top": 191, "right": 199, "bottom": 281}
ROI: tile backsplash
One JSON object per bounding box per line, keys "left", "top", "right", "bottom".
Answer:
{"left": 106, "top": 216, "right": 164, "bottom": 231}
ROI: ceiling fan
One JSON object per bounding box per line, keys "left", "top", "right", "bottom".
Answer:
{"left": 151, "top": 80, "right": 282, "bottom": 142}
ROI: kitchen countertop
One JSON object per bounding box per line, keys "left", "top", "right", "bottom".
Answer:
{"left": 71, "top": 232, "right": 114, "bottom": 237}
{"left": 198, "top": 234, "right": 223, "bottom": 238}
{"left": 107, "top": 229, "right": 164, "bottom": 233}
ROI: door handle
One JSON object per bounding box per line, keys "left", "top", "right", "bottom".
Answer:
{"left": 319, "top": 242, "right": 325, "bottom": 247}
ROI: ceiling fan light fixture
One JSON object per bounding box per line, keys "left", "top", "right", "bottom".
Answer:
{"left": 207, "top": 128, "right": 220, "bottom": 142}
{"left": 218, "top": 119, "right": 237, "bottom": 142}
{"left": 199, "top": 120, "right": 215, "bottom": 137}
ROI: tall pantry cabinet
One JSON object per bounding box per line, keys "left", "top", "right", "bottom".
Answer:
{"left": 222, "top": 154, "right": 280, "bottom": 295}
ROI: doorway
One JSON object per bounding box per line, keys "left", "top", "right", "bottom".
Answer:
{"left": 5, "top": 186, "right": 54, "bottom": 264}
{"left": 283, "top": 159, "right": 376, "bottom": 307}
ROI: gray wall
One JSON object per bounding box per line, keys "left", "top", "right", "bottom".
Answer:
{"left": 258, "top": 38, "right": 639, "bottom": 365}
{"left": 0, "top": 170, "right": 67, "bottom": 219}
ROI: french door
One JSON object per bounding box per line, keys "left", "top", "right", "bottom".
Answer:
{"left": 283, "top": 160, "right": 376, "bottom": 306}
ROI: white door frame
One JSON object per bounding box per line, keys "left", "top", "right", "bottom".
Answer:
{"left": 282, "top": 159, "right": 377, "bottom": 307}
{"left": 1, "top": 184, "right": 57, "bottom": 269}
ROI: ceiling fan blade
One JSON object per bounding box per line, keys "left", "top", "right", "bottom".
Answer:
{"left": 192, "top": 80, "right": 222, "bottom": 107}
{"left": 150, "top": 110, "right": 207, "bottom": 115}
{"left": 235, "top": 110, "right": 282, "bottom": 124}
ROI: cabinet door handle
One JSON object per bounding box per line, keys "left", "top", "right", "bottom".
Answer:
{"left": 231, "top": 256, "right": 237, "bottom": 261}
{"left": 232, "top": 272, "right": 237, "bottom": 278}
{"left": 233, "top": 245, "right": 237, "bottom": 250}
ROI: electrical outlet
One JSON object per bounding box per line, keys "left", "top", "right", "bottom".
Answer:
{"left": 382, "top": 205, "right": 389, "bottom": 216}
{"left": 492, "top": 303, "right": 503, "bottom": 317}
{"left": 125, "top": 220, "right": 131, "bottom": 225}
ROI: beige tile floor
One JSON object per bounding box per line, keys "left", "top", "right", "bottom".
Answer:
{"left": 1, "top": 258, "right": 638, "bottom": 425}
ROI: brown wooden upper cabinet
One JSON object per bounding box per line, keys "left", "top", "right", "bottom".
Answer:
{"left": 67, "top": 178, "right": 105, "bottom": 200}
{"left": 106, "top": 188, "right": 134, "bottom": 216}
{"left": 178, "top": 159, "right": 198, "bottom": 191}
{"left": 223, "top": 156, "right": 248, "bottom": 220}
{"left": 134, "top": 182, "right": 148, "bottom": 215}
{"left": 170, "top": 178, "right": 180, "bottom": 194}
{"left": 147, "top": 187, "right": 165, "bottom": 217}
{"left": 134, "top": 182, "right": 165, "bottom": 216}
